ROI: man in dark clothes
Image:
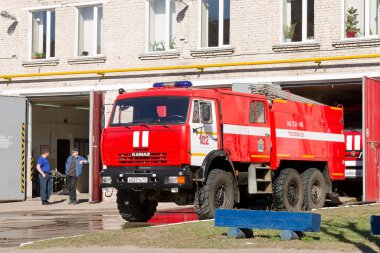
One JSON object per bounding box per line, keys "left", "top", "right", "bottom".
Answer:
{"left": 65, "top": 148, "right": 88, "bottom": 204}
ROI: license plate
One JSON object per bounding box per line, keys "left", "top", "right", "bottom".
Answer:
{"left": 127, "top": 177, "right": 148, "bottom": 183}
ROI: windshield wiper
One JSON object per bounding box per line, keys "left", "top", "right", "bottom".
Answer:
{"left": 133, "top": 121, "right": 150, "bottom": 129}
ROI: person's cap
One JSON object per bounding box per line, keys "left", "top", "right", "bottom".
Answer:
{"left": 72, "top": 148, "right": 79, "bottom": 152}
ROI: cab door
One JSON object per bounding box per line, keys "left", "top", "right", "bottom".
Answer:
{"left": 0, "top": 96, "right": 27, "bottom": 201}
{"left": 248, "top": 99, "right": 271, "bottom": 163}
{"left": 189, "top": 99, "right": 218, "bottom": 166}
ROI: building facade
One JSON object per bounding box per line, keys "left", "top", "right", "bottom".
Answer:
{"left": 0, "top": 0, "right": 379, "bottom": 201}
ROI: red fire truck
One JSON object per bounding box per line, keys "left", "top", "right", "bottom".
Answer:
{"left": 100, "top": 81, "right": 345, "bottom": 221}
{"left": 344, "top": 130, "right": 363, "bottom": 178}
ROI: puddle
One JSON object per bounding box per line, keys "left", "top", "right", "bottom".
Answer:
{"left": 0, "top": 207, "right": 198, "bottom": 248}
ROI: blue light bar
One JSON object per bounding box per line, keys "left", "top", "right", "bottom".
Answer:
{"left": 152, "top": 81, "right": 193, "bottom": 88}
{"left": 153, "top": 82, "right": 165, "bottom": 87}
{"left": 175, "top": 81, "right": 192, "bottom": 87}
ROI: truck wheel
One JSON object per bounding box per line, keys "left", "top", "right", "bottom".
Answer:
{"left": 116, "top": 189, "right": 157, "bottom": 222}
{"left": 273, "top": 168, "right": 303, "bottom": 211}
{"left": 194, "top": 169, "right": 235, "bottom": 220}
{"left": 301, "top": 168, "right": 326, "bottom": 210}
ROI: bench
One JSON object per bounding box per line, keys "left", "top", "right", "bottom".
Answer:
{"left": 215, "top": 209, "right": 321, "bottom": 240}
{"left": 370, "top": 215, "right": 380, "bottom": 235}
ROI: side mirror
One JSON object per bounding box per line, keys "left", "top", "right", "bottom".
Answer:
{"left": 201, "top": 103, "right": 212, "bottom": 123}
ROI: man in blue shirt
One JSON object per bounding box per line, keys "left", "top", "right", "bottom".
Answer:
{"left": 36, "top": 148, "right": 52, "bottom": 205}
{"left": 65, "top": 148, "right": 88, "bottom": 205}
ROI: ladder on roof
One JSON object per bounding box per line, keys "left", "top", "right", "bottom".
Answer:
{"left": 232, "top": 83, "right": 324, "bottom": 105}
{"left": 249, "top": 84, "right": 325, "bottom": 105}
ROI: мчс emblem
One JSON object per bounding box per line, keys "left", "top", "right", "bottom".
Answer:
{"left": 258, "top": 138, "right": 264, "bottom": 152}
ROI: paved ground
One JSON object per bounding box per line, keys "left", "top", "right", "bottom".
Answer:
{"left": 0, "top": 194, "right": 181, "bottom": 249}
{"left": 0, "top": 194, "right": 366, "bottom": 253}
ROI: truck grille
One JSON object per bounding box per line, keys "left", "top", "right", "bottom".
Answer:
{"left": 118, "top": 152, "right": 168, "bottom": 164}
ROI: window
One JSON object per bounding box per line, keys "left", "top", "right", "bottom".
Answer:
{"left": 110, "top": 96, "right": 189, "bottom": 126}
{"left": 193, "top": 100, "right": 201, "bottom": 123}
{"left": 31, "top": 10, "right": 55, "bottom": 59}
{"left": 256, "top": 102, "right": 265, "bottom": 123}
{"left": 250, "top": 101, "right": 266, "bottom": 123}
{"left": 148, "top": 0, "right": 176, "bottom": 52}
{"left": 200, "top": 0, "right": 230, "bottom": 48}
{"left": 200, "top": 102, "right": 213, "bottom": 124}
{"left": 344, "top": 0, "right": 378, "bottom": 38}
{"left": 77, "top": 5, "right": 103, "bottom": 57}
{"left": 249, "top": 102, "right": 255, "bottom": 123}
{"left": 282, "top": 0, "right": 314, "bottom": 43}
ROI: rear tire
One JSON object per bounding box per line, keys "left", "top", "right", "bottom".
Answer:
{"left": 116, "top": 189, "right": 157, "bottom": 222}
{"left": 194, "top": 169, "right": 235, "bottom": 220}
{"left": 301, "top": 168, "right": 326, "bottom": 210}
{"left": 273, "top": 168, "right": 303, "bottom": 211}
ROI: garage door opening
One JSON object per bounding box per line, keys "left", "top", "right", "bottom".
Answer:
{"left": 31, "top": 96, "right": 90, "bottom": 199}
{"left": 281, "top": 82, "right": 363, "bottom": 199}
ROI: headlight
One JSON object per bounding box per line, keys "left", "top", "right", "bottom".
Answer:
{"left": 168, "top": 176, "right": 186, "bottom": 185}
{"left": 102, "top": 176, "right": 112, "bottom": 184}
{"left": 102, "top": 164, "right": 108, "bottom": 170}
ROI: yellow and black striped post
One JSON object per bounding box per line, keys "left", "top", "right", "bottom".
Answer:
{"left": 21, "top": 123, "right": 25, "bottom": 193}
{"left": 30, "top": 157, "right": 34, "bottom": 181}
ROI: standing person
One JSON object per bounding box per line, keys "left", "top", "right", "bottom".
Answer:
{"left": 65, "top": 148, "right": 88, "bottom": 205}
{"left": 36, "top": 148, "right": 52, "bottom": 205}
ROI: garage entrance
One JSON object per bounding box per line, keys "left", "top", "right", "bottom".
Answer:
{"left": 280, "top": 82, "right": 363, "bottom": 199}
{"left": 31, "top": 96, "right": 90, "bottom": 198}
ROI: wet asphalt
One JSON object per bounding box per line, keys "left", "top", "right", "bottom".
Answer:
{"left": 0, "top": 195, "right": 190, "bottom": 248}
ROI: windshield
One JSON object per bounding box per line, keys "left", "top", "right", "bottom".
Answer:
{"left": 110, "top": 96, "right": 190, "bottom": 126}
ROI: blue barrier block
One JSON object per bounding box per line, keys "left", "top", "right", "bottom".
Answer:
{"left": 370, "top": 215, "right": 380, "bottom": 235}
{"left": 215, "top": 209, "right": 321, "bottom": 232}
{"left": 227, "top": 228, "right": 247, "bottom": 239}
{"left": 280, "top": 230, "right": 306, "bottom": 241}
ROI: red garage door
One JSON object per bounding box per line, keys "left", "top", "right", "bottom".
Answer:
{"left": 90, "top": 91, "right": 103, "bottom": 203}
{"left": 364, "top": 77, "right": 380, "bottom": 202}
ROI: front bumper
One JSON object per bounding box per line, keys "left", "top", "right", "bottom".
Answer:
{"left": 99, "top": 166, "right": 193, "bottom": 190}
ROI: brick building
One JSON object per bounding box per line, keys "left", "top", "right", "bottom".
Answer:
{"left": 0, "top": 0, "right": 379, "bottom": 201}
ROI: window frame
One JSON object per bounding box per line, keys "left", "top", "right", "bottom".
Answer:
{"left": 75, "top": 4, "right": 103, "bottom": 58}
{"left": 29, "top": 9, "right": 56, "bottom": 61}
{"left": 249, "top": 100, "right": 266, "bottom": 124}
{"left": 198, "top": 0, "right": 230, "bottom": 49}
{"left": 145, "top": 0, "right": 176, "bottom": 53}
{"left": 280, "top": 0, "right": 314, "bottom": 44}
{"left": 341, "top": 0, "right": 379, "bottom": 40}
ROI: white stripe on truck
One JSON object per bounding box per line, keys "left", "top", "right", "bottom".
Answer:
{"left": 354, "top": 135, "right": 361, "bottom": 150}
{"left": 276, "top": 129, "right": 345, "bottom": 142}
{"left": 346, "top": 135, "right": 353, "bottom": 150}
{"left": 133, "top": 131, "right": 140, "bottom": 148}
{"left": 223, "top": 124, "right": 344, "bottom": 142}
{"left": 223, "top": 124, "right": 270, "bottom": 137}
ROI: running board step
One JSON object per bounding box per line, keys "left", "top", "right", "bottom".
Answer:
{"left": 248, "top": 165, "right": 273, "bottom": 194}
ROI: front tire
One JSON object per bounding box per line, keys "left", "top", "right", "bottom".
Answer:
{"left": 116, "top": 189, "right": 157, "bottom": 222}
{"left": 301, "top": 168, "right": 326, "bottom": 210}
{"left": 194, "top": 169, "right": 235, "bottom": 220}
{"left": 273, "top": 168, "right": 304, "bottom": 211}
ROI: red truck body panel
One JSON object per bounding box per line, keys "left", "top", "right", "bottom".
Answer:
{"left": 270, "top": 100, "right": 345, "bottom": 180}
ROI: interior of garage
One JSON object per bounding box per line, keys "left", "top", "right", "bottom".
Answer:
{"left": 281, "top": 82, "right": 362, "bottom": 129}
{"left": 281, "top": 82, "right": 363, "bottom": 199}
{"left": 31, "top": 96, "right": 90, "bottom": 197}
